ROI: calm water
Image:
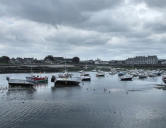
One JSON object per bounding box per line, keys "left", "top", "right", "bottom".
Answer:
{"left": 0, "top": 72, "right": 166, "bottom": 128}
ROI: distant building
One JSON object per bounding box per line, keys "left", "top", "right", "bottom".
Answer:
{"left": 64, "top": 58, "right": 73, "bottom": 64}
{"left": 159, "top": 59, "right": 166, "bottom": 65}
{"left": 10, "top": 57, "right": 37, "bottom": 65}
{"left": 94, "top": 59, "right": 109, "bottom": 65}
{"left": 23, "top": 58, "right": 35, "bottom": 64}
{"left": 125, "top": 56, "right": 158, "bottom": 65}
{"left": 80, "top": 60, "right": 94, "bottom": 64}
{"left": 109, "top": 60, "right": 125, "bottom": 65}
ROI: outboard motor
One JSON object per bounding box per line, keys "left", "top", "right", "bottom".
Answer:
{"left": 51, "top": 75, "right": 56, "bottom": 82}
{"left": 6, "top": 77, "right": 10, "bottom": 81}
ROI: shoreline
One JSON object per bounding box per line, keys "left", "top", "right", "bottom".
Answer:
{"left": 0, "top": 64, "right": 166, "bottom": 73}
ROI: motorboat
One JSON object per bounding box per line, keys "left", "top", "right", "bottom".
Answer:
{"left": 162, "top": 75, "right": 166, "bottom": 84}
{"left": 118, "top": 72, "right": 125, "bottom": 76}
{"left": 58, "top": 71, "right": 72, "bottom": 78}
{"left": 54, "top": 77, "right": 81, "bottom": 87}
{"left": 138, "top": 73, "right": 147, "bottom": 79}
{"left": 96, "top": 70, "right": 105, "bottom": 77}
{"left": 120, "top": 74, "right": 133, "bottom": 81}
{"left": 80, "top": 71, "right": 91, "bottom": 81}
{"left": 26, "top": 75, "right": 48, "bottom": 83}
{"left": 6, "top": 77, "right": 34, "bottom": 87}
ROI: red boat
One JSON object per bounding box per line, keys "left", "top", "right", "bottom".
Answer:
{"left": 162, "top": 76, "right": 166, "bottom": 84}
{"left": 26, "top": 76, "right": 48, "bottom": 83}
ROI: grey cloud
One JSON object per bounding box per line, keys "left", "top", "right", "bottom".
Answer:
{"left": 133, "top": 0, "right": 166, "bottom": 8}
{"left": 0, "top": 0, "right": 123, "bottom": 26}
{"left": 0, "top": 0, "right": 166, "bottom": 60}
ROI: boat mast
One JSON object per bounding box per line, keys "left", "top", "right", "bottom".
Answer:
{"left": 64, "top": 57, "right": 67, "bottom": 73}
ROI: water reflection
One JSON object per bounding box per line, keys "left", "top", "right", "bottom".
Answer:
{"left": 155, "top": 84, "right": 166, "bottom": 90}
{"left": 6, "top": 86, "right": 36, "bottom": 100}
{"left": 0, "top": 72, "right": 166, "bottom": 128}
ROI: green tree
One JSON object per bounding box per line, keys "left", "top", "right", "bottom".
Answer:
{"left": 0, "top": 56, "right": 10, "bottom": 64}
{"left": 44, "top": 55, "right": 54, "bottom": 61}
{"left": 72, "top": 57, "right": 80, "bottom": 64}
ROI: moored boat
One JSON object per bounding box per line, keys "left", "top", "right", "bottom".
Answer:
{"left": 7, "top": 77, "right": 34, "bottom": 87}
{"left": 138, "top": 73, "right": 147, "bottom": 79}
{"left": 26, "top": 76, "right": 48, "bottom": 83}
{"left": 80, "top": 71, "right": 91, "bottom": 81}
{"left": 162, "top": 76, "right": 166, "bottom": 84}
{"left": 118, "top": 72, "right": 125, "bottom": 76}
{"left": 120, "top": 74, "right": 133, "bottom": 81}
{"left": 96, "top": 70, "right": 105, "bottom": 77}
{"left": 54, "top": 77, "right": 81, "bottom": 87}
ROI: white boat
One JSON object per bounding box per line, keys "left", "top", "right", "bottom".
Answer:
{"left": 6, "top": 77, "right": 34, "bottom": 87}
{"left": 58, "top": 71, "right": 72, "bottom": 78}
{"left": 138, "top": 73, "right": 147, "bottom": 79}
{"left": 92, "top": 69, "right": 96, "bottom": 72}
{"left": 80, "top": 71, "right": 91, "bottom": 81}
{"left": 96, "top": 70, "right": 105, "bottom": 77}
{"left": 120, "top": 74, "right": 133, "bottom": 81}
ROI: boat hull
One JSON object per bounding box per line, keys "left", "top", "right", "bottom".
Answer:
{"left": 120, "top": 78, "right": 132, "bottom": 81}
{"left": 81, "top": 78, "right": 91, "bottom": 81}
{"left": 55, "top": 80, "right": 80, "bottom": 87}
{"left": 96, "top": 74, "right": 105, "bottom": 77}
{"left": 8, "top": 79, "right": 34, "bottom": 87}
{"left": 26, "top": 77, "right": 48, "bottom": 83}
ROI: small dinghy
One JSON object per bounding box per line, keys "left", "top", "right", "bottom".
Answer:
{"left": 80, "top": 72, "right": 91, "bottom": 81}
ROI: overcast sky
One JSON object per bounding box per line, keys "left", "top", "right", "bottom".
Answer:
{"left": 0, "top": 0, "right": 166, "bottom": 60}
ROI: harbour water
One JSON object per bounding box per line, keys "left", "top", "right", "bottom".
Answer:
{"left": 0, "top": 72, "right": 166, "bottom": 128}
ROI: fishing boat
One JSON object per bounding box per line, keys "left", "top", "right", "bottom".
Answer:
{"left": 54, "top": 77, "right": 81, "bottom": 87}
{"left": 26, "top": 67, "right": 48, "bottom": 83}
{"left": 52, "top": 60, "right": 80, "bottom": 87}
{"left": 120, "top": 74, "right": 133, "bottom": 81}
{"left": 26, "top": 75, "right": 48, "bottom": 83}
{"left": 96, "top": 70, "right": 105, "bottom": 77}
{"left": 58, "top": 71, "right": 72, "bottom": 78}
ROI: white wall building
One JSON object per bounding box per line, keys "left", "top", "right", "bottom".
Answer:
{"left": 125, "top": 56, "right": 158, "bottom": 65}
